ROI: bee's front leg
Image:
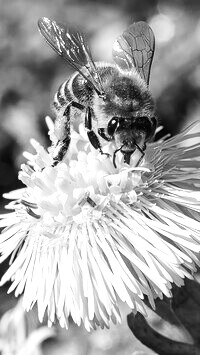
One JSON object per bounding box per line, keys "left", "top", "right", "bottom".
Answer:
{"left": 85, "top": 107, "right": 110, "bottom": 158}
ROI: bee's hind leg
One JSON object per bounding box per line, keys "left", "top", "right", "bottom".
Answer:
{"left": 52, "top": 103, "right": 75, "bottom": 166}
{"left": 52, "top": 137, "right": 70, "bottom": 166}
{"left": 85, "top": 107, "right": 110, "bottom": 158}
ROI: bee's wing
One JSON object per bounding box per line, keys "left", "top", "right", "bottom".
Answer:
{"left": 38, "top": 17, "right": 104, "bottom": 96}
{"left": 112, "top": 21, "right": 155, "bottom": 85}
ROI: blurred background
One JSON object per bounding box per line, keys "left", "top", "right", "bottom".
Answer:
{"left": 0, "top": 0, "right": 200, "bottom": 354}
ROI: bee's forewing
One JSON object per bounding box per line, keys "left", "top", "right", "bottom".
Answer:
{"left": 112, "top": 21, "right": 155, "bottom": 85}
{"left": 38, "top": 17, "right": 90, "bottom": 67}
{"left": 38, "top": 17, "right": 104, "bottom": 95}
{"left": 38, "top": 17, "right": 61, "bottom": 56}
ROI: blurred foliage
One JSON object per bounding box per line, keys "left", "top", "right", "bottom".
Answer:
{"left": 0, "top": 0, "right": 200, "bottom": 354}
{"left": 128, "top": 279, "right": 200, "bottom": 355}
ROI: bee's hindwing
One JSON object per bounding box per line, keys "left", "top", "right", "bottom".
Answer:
{"left": 112, "top": 21, "right": 155, "bottom": 85}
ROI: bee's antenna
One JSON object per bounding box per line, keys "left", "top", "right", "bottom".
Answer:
{"left": 134, "top": 142, "right": 145, "bottom": 167}
{"left": 134, "top": 142, "right": 145, "bottom": 155}
{"left": 113, "top": 144, "right": 125, "bottom": 168}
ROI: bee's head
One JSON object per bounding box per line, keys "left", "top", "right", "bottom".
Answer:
{"left": 107, "top": 115, "right": 157, "bottom": 165}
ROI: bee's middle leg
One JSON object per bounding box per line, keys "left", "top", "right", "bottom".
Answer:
{"left": 85, "top": 107, "right": 110, "bottom": 157}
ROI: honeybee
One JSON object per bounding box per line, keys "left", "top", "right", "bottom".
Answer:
{"left": 38, "top": 17, "right": 157, "bottom": 167}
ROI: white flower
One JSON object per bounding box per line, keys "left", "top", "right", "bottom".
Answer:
{"left": 0, "top": 117, "right": 200, "bottom": 331}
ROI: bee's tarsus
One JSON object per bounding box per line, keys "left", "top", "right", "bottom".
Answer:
{"left": 52, "top": 160, "right": 59, "bottom": 167}
{"left": 99, "top": 148, "right": 110, "bottom": 159}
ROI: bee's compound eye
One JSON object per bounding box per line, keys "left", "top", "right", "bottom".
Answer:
{"left": 107, "top": 117, "right": 119, "bottom": 137}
